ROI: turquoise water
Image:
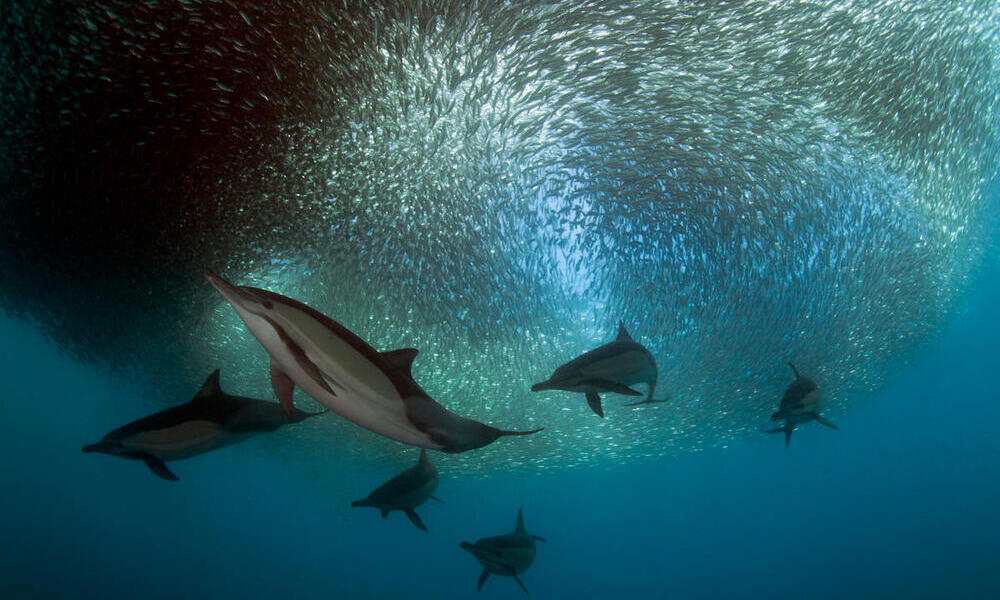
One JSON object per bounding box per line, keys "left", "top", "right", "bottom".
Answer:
{"left": 3, "top": 1, "right": 1000, "bottom": 598}
{"left": 2, "top": 225, "right": 998, "bottom": 598}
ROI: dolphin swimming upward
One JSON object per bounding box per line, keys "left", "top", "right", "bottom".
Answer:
{"left": 204, "top": 270, "right": 541, "bottom": 453}
{"left": 530, "top": 322, "right": 659, "bottom": 417}
{"left": 82, "top": 370, "right": 323, "bottom": 481}
{"left": 461, "top": 508, "right": 546, "bottom": 595}
{"left": 766, "top": 362, "right": 839, "bottom": 447}
{"left": 351, "top": 448, "right": 441, "bottom": 531}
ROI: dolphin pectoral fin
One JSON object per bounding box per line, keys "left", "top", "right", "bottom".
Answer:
{"left": 270, "top": 361, "right": 296, "bottom": 417}
{"left": 404, "top": 509, "right": 428, "bottom": 532}
{"left": 532, "top": 535, "right": 547, "bottom": 542}
{"left": 811, "top": 413, "right": 839, "bottom": 430}
{"left": 430, "top": 495, "right": 445, "bottom": 503}
{"left": 140, "top": 454, "right": 179, "bottom": 481}
{"left": 513, "top": 574, "right": 530, "bottom": 595}
{"left": 585, "top": 392, "right": 605, "bottom": 418}
{"left": 477, "top": 569, "right": 490, "bottom": 591}
{"left": 586, "top": 380, "right": 643, "bottom": 396}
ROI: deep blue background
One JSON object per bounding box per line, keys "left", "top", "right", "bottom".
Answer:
{"left": 2, "top": 224, "right": 998, "bottom": 599}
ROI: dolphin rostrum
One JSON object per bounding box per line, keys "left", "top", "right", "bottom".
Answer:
{"left": 530, "top": 322, "right": 659, "bottom": 417}
{"left": 765, "top": 362, "right": 839, "bottom": 446}
{"left": 82, "top": 370, "right": 323, "bottom": 481}
{"left": 460, "top": 508, "right": 546, "bottom": 595}
{"left": 204, "top": 270, "right": 541, "bottom": 453}
{"left": 351, "top": 448, "right": 442, "bottom": 531}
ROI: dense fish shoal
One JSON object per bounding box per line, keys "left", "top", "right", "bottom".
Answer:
{"left": 1, "top": 1, "right": 998, "bottom": 472}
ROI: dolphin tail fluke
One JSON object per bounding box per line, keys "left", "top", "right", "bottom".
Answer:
{"left": 812, "top": 413, "right": 839, "bottom": 430}
{"left": 585, "top": 392, "right": 604, "bottom": 417}
{"left": 404, "top": 509, "right": 428, "bottom": 532}
{"left": 513, "top": 574, "right": 530, "bottom": 595}
{"left": 623, "top": 397, "right": 668, "bottom": 407}
{"left": 477, "top": 569, "right": 490, "bottom": 591}
{"left": 141, "top": 454, "right": 179, "bottom": 481}
{"left": 270, "top": 360, "right": 296, "bottom": 417}
{"left": 765, "top": 423, "right": 795, "bottom": 447}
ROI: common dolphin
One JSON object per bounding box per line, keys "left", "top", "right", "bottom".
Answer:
{"left": 530, "top": 322, "right": 659, "bottom": 417}
{"left": 351, "top": 448, "right": 441, "bottom": 531}
{"left": 204, "top": 270, "right": 541, "bottom": 453}
{"left": 765, "top": 362, "right": 839, "bottom": 446}
{"left": 460, "top": 508, "right": 546, "bottom": 595}
{"left": 82, "top": 370, "right": 323, "bottom": 481}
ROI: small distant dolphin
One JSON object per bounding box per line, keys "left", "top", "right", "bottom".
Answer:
{"left": 460, "top": 508, "right": 546, "bottom": 595}
{"left": 530, "top": 322, "right": 659, "bottom": 417}
{"left": 351, "top": 448, "right": 441, "bottom": 531}
{"left": 204, "top": 270, "right": 541, "bottom": 453}
{"left": 82, "top": 370, "right": 323, "bottom": 481}
{"left": 766, "top": 362, "right": 839, "bottom": 446}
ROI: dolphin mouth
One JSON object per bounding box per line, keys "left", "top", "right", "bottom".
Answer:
{"left": 204, "top": 270, "right": 270, "bottom": 311}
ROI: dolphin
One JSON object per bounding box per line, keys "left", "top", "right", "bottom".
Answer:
{"left": 460, "top": 508, "right": 546, "bottom": 595}
{"left": 765, "top": 362, "right": 839, "bottom": 447}
{"left": 82, "top": 369, "right": 323, "bottom": 481}
{"left": 204, "top": 270, "right": 541, "bottom": 453}
{"left": 351, "top": 448, "right": 442, "bottom": 531}
{"left": 530, "top": 322, "right": 658, "bottom": 417}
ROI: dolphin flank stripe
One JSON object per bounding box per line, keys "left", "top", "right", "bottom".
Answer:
{"left": 252, "top": 286, "right": 422, "bottom": 400}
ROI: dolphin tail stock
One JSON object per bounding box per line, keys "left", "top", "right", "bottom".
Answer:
{"left": 477, "top": 568, "right": 490, "bottom": 591}
{"left": 585, "top": 391, "right": 605, "bottom": 418}
{"left": 811, "top": 413, "right": 839, "bottom": 430}
{"left": 404, "top": 509, "right": 428, "bottom": 532}
{"left": 513, "top": 574, "right": 530, "bottom": 595}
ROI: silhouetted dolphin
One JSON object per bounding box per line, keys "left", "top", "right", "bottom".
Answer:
{"left": 765, "top": 362, "right": 839, "bottom": 446}
{"left": 460, "top": 508, "right": 546, "bottom": 595}
{"left": 204, "top": 270, "right": 541, "bottom": 453}
{"left": 351, "top": 448, "right": 441, "bottom": 531}
{"left": 82, "top": 370, "right": 323, "bottom": 481}
{"left": 530, "top": 322, "right": 658, "bottom": 417}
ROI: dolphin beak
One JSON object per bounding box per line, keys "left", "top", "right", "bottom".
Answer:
{"left": 459, "top": 541, "right": 475, "bottom": 552}
{"left": 82, "top": 442, "right": 107, "bottom": 453}
{"left": 530, "top": 381, "right": 550, "bottom": 392}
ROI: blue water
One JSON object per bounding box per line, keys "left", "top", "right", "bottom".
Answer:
{"left": 1, "top": 239, "right": 998, "bottom": 599}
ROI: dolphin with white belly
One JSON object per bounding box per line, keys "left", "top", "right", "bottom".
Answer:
{"left": 204, "top": 270, "right": 541, "bottom": 453}
{"left": 461, "top": 508, "right": 546, "bottom": 595}
{"left": 82, "top": 369, "right": 323, "bottom": 481}
{"left": 351, "top": 448, "right": 441, "bottom": 531}
{"left": 765, "top": 362, "right": 839, "bottom": 446}
{"left": 530, "top": 322, "right": 659, "bottom": 417}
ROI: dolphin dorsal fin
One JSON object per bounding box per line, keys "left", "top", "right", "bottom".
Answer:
{"left": 616, "top": 322, "right": 633, "bottom": 342}
{"left": 194, "top": 370, "right": 223, "bottom": 400}
{"left": 381, "top": 348, "right": 419, "bottom": 376}
{"left": 515, "top": 508, "right": 526, "bottom": 532}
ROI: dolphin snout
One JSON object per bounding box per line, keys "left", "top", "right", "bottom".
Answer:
{"left": 460, "top": 541, "right": 475, "bottom": 552}
{"left": 530, "top": 381, "right": 550, "bottom": 392}
{"left": 82, "top": 442, "right": 109, "bottom": 454}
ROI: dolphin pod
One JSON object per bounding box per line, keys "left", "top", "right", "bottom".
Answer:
{"left": 82, "top": 369, "right": 323, "bottom": 480}
{"left": 82, "top": 268, "right": 842, "bottom": 596}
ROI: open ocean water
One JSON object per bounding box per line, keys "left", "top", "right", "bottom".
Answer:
{"left": 2, "top": 2, "right": 1000, "bottom": 599}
